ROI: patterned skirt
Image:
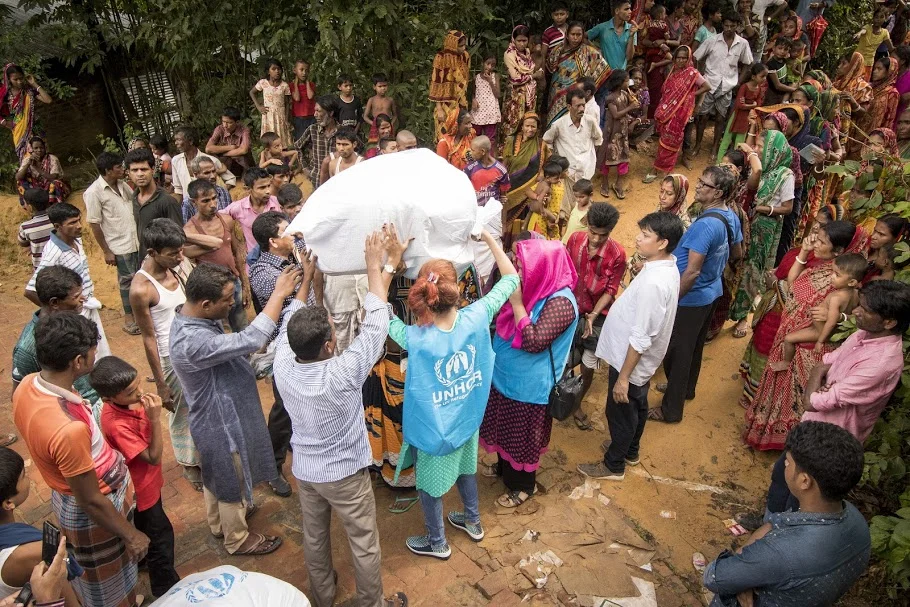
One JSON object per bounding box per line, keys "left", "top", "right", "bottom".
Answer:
{"left": 163, "top": 355, "right": 200, "bottom": 467}
{"left": 479, "top": 386, "right": 552, "bottom": 472}
{"left": 363, "top": 350, "right": 415, "bottom": 488}
{"left": 52, "top": 478, "right": 138, "bottom": 607}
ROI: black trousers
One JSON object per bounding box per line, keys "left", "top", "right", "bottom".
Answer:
{"left": 133, "top": 497, "right": 180, "bottom": 597}
{"left": 496, "top": 455, "right": 536, "bottom": 494}
{"left": 603, "top": 366, "right": 650, "bottom": 474}
{"left": 766, "top": 452, "right": 800, "bottom": 513}
{"left": 268, "top": 376, "right": 292, "bottom": 473}
{"left": 660, "top": 299, "right": 718, "bottom": 422}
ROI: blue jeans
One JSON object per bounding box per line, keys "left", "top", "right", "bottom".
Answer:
{"left": 227, "top": 278, "right": 249, "bottom": 333}
{"left": 417, "top": 474, "right": 479, "bottom": 549}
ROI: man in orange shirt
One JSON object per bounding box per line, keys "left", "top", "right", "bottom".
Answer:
{"left": 13, "top": 313, "right": 149, "bottom": 607}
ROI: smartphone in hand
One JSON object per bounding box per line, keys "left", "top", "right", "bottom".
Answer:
{"left": 42, "top": 521, "right": 60, "bottom": 566}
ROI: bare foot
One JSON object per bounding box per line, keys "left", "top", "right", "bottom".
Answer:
{"left": 681, "top": 156, "right": 693, "bottom": 170}
{"left": 769, "top": 361, "right": 789, "bottom": 372}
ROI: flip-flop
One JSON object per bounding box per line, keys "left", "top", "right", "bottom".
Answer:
{"left": 647, "top": 407, "right": 666, "bottom": 422}
{"left": 599, "top": 187, "right": 611, "bottom": 198}
{"left": 0, "top": 434, "right": 17, "bottom": 448}
{"left": 574, "top": 413, "right": 593, "bottom": 431}
{"left": 182, "top": 469, "right": 204, "bottom": 492}
{"left": 383, "top": 591, "right": 409, "bottom": 607}
{"left": 232, "top": 533, "right": 282, "bottom": 555}
{"left": 642, "top": 173, "right": 658, "bottom": 184}
{"left": 388, "top": 496, "right": 419, "bottom": 514}
{"left": 733, "top": 325, "right": 749, "bottom": 338}
{"left": 611, "top": 184, "right": 626, "bottom": 200}
{"left": 122, "top": 323, "right": 141, "bottom": 336}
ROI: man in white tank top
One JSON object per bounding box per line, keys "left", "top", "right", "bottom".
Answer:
{"left": 320, "top": 126, "right": 363, "bottom": 183}
{"left": 129, "top": 218, "right": 203, "bottom": 489}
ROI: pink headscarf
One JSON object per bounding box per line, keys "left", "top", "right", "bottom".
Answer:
{"left": 495, "top": 239, "right": 578, "bottom": 349}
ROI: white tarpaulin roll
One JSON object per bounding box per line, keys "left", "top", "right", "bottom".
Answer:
{"left": 286, "top": 148, "right": 480, "bottom": 278}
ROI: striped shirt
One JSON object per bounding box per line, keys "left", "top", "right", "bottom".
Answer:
{"left": 25, "top": 233, "right": 95, "bottom": 299}
{"left": 273, "top": 294, "right": 388, "bottom": 483}
{"left": 17, "top": 213, "right": 53, "bottom": 268}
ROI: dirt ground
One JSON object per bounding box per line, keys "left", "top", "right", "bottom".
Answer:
{"left": 0, "top": 150, "right": 791, "bottom": 606}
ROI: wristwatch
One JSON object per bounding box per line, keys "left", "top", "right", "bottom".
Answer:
{"left": 382, "top": 264, "right": 396, "bottom": 274}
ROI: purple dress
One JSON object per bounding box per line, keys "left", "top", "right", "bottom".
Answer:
{"left": 894, "top": 69, "right": 910, "bottom": 130}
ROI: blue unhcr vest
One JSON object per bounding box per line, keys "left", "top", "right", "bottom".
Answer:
{"left": 403, "top": 303, "right": 495, "bottom": 456}
{"left": 492, "top": 287, "right": 578, "bottom": 405}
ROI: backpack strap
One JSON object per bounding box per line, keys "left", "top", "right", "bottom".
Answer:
{"left": 696, "top": 211, "right": 735, "bottom": 250}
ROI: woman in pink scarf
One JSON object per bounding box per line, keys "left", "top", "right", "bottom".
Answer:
{"left": 480, "top": 236, "right": 579, "bottom": 508}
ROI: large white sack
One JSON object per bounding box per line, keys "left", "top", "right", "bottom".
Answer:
{"left": 286, "top": 148, "right": 480, "bottom": 278}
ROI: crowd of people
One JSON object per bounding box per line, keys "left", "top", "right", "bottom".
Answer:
{"left": 2, "top": 1, "right": 910, "bottom": 606}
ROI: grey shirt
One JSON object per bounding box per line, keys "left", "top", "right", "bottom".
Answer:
{"left": 169, "top": 309, "right": 278, "bottom": 502}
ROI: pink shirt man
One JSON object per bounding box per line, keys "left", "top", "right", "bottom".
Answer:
{"left": 802, "top": 330, "right": 903, "bottom": 442}
{"left": 220, "top": 195, "right": 281, "bottom": 252}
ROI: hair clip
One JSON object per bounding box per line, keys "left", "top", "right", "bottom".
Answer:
{"left": 427, "top": 272, "right": 439, "bottom": 284}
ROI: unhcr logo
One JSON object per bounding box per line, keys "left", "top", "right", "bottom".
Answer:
{"left": 432, "top": 345, "right": 483, "bottom": 405}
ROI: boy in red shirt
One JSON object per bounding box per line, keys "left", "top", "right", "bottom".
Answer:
{"left": 92, "top": 356, "right": 180, "bottom": 599}
{"left": 290, "top": 59, "right": 317, "bottom": 142}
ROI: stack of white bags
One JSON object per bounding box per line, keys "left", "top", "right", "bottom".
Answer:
{"left": 286, "top": 148, "right": 502, "bottom": 279}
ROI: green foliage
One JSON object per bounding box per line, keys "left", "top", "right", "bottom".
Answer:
{"left": 15, "top": 0, "right": 609, "bottom": 145}
{"left": 845, "top": 148, "right": 910, "bottom": 598}
{"left": 813, "top": 0, "right": 876, "bottom": 73}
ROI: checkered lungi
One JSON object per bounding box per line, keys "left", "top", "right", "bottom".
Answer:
{"left": 51, "top": 476, "right": 138, "bottom": 607}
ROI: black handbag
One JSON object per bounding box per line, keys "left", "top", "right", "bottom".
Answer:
{"left": 546, "top": 344, "right": 584, "bottom": 421}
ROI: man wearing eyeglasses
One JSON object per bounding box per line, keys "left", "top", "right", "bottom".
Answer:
{"left": 649, "top": 166, "right": 743, "bottom": 423}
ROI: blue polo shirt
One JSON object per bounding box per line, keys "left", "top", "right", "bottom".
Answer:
{"left": 675, "top": 208, "right": 742, "bottom": 307}
{"left": 587, "top": 19, "right": 636, "bottom": 70}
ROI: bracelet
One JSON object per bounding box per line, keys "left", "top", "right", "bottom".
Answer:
{"left": 840, "top": 313, "right": 848, "bottom": 323}
{"left": 767, "top": 207, "right": 773, "bottom": 216}
{"left": 795, "top": 256, "right": 808, "bottom": 265}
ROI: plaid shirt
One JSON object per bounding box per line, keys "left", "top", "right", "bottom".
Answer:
{"left": 249, "top": 245, "right": 315, "bottom": 341}
{"left": 181, "top": 184, "right": 233, "bottom": 224}
{"left": 566, "top": 232, "right": 627, "bottom": 316}
{"left": 296, "top": 123, "right": 337, "bottom": 188}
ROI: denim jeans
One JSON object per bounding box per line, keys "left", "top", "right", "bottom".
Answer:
{"left": 227, "top": 278, "right": 249, "bottom": 333}
{"left": 417, "top": 474, "right": 480, "bottom": 549}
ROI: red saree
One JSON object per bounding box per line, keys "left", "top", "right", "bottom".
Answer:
{"left": 653, "top": 48, "right": 702, "bottom": 173}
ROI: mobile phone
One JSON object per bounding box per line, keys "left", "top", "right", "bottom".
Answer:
{"left": 42, "top": 520, "right": 60, "bottom": 566}
{"left": 14, "top": 582, "right": 32, "bottom": 605}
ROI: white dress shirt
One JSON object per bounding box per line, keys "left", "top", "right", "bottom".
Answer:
{"left": 585, "top": 97, "right": 601, "bottom": 129}
{"left": 693, "top": 33, "right": 754, "bottom": 95}
{"left": 170, "top": 151, "right": 236, "bottom": 196}
{"left": 595, "top": 257, "right": 680, "bottom": 386}
{"left": 542, "top": 113, "right": 604, "bottom": 181}
{"left": 83, "top": 175, "right": 138, "bottom": 255}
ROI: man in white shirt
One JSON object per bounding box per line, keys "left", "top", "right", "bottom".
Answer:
{"left": 83, "top": 151, "right": 140, "bottom": 334}
{"left": 577, "top": 211, "right": 684, "bottom": 481}
{"left": 171, "top": 126, "right": 236, "bottom": 197}
{"left": 693, "top": 11, "right": 753, "bottom": 161}
{"left": 543, "top": 88, "right": 603, "bottom": 183}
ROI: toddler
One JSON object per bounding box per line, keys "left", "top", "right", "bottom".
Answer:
{"left": 527, "top": 161, "right": 565, "bottom": 240}
{"left": 770, "top": 253, "right": 868, "bottom": 371}
{"left": 259, "top": 131, "right": 298, "bottom": 169}
{"left": 763, "top": 38, "right": 797, "bottom": 105}
{"left": 562, "top": 178, "right": 594, "bottom": 243}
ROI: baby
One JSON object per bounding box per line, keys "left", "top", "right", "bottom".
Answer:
{"left": 770, "top": 253, "right": 868, "bottom": 372}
